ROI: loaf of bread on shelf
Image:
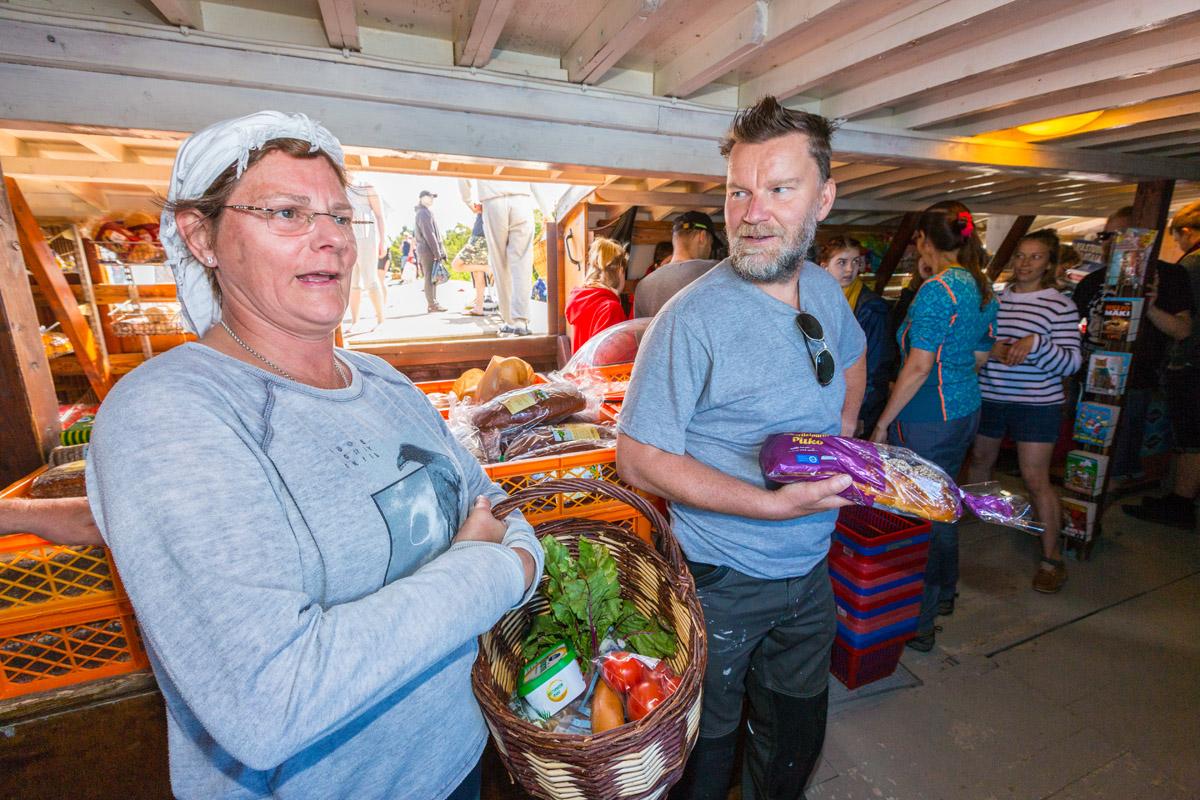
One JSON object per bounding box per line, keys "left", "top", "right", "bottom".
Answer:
{"left": 29, "top": 460, "right": 88, "bottom": 499}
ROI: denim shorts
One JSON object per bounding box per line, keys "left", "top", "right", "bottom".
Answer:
{"left": 977, "top": 400, "right": 1063, "bottom": 444}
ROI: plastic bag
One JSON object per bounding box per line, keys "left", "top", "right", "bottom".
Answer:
{"left": 562, "top": 318, "right": 650, "bottom": 373}
{"left": 760, "top": 433, "right": 1042, "bottom": 533}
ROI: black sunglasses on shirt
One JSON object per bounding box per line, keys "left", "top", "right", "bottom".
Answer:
{"left": 795, "top": 312, "right": 835, "bottom": 387}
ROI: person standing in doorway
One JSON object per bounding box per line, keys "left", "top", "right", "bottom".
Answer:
{"left": 463, "top": 179, "right": 554, "bottom": 336}
{"left": 347, "top": 178, "right": 387, "bottom": 331}
{"left": 414, "top": 190, "right": 447, "bottom": 313}
{"left": 618, "top": 96, "right": 866, "bottom": 800}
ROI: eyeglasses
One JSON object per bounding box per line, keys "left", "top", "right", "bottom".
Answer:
{"left": 222, "top": 205, "right": 371, "bottom": 237}
{"left": 795, "top": 312, "right": 835, "bottom": 387}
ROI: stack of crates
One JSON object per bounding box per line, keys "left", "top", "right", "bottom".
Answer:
{"left": 828, "top": 506, "right": 931, "bottom": 689}
{"left": 0, "top": 469, "right": 149, "bottom": 700}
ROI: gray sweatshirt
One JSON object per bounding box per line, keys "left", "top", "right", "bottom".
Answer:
{"left": 85, "top": 343, "right": 543, "bottom": 799}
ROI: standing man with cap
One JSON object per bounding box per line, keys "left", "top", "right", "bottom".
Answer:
{"left": 617, "top": 96, "right": 865, "bottom": 800}
{"left": 632, "top": 210, "right": 720, "bottom": 318}
{"left": 462, "top": 179, "right": 554, "bottom": 336}
{"left": 414, "top": 189, "right": 447, "bottom": 313}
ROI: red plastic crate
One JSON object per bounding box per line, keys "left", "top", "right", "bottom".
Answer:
{"left": 832, "top": 575, "right": 923, "bottom": 615}
{"left": 830, "top": 632, "right": 910, "bottom": 690}
{"left": 828, "top": 546, "right": 928, "bottom": 582}
{"left": 834, "top": 600, "right": 920, "bottom": 634}
{"left": 835, "top": 506, "right": 931, "bottom": 556}
{"left": 829, "top": 552, "right": 926, "bottom": 592}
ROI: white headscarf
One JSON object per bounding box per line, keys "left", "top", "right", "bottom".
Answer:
{"left": 161, "top": 111, "right": 345, "bottom": 336}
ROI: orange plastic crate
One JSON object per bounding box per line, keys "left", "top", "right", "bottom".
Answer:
{"left": 1, "top": 471, "right": 127, "bottom": 624}
{"left": 576, "top": 363, "right": 633, "bottom": 402}
{"left": 0, "top": 600, "right": 149, "bottom": 699}
{"left": 485, "top": 448, "right": 634, "bottom": 524}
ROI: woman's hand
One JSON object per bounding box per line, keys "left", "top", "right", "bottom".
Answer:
{"left": 454, "top": 496, "right": 537, "bottom": 590}
{"left": 0, "top": 497, "right": 103, "bottom": 546}
{"left": 990, "top": 340, "right": 1011, "bottom": 362}
{"left": 1004, "top": 334, "right": 1036, "bottom": 366}
{"left": 453, "top": 495, "right": 506, "bottom": 545}
{"left": 869, "top": 424, "right": 889, "bottom": 444}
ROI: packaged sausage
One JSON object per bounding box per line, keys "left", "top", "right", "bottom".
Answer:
{"left": 760, "top": 433, "right": 1041, "bottom": 532}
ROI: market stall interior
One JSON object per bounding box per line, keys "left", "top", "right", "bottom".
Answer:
{"left": 1, "top": 0, "right": 1198, "bottom": 798}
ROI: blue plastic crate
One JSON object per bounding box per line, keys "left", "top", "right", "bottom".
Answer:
{"left": 836, "top": 616, "right": 919, "bottom": 649}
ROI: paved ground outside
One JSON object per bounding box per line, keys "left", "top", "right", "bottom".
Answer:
{"left": 342, "top": 275, "right": 548, "bottom": 344}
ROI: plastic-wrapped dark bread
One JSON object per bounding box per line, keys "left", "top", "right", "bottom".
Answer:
{"left": 471, "top": 382, "right": 586, "bottom": 433}
{"left": 29, "top": 460, "right": 88, "bottom": 499}
{"left": 502, "top": 423, "right": 616, "bottom": 461}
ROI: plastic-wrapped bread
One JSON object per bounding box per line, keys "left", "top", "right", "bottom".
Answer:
{"left": 502, "top": 423, "right": 616, "bottom": 461}
{"left": 471, "top": 382, "right": 586, "bottom": 434}
{"left": 29, "top": 460, "right": 88, "bottom": 499}
{"left": 760, "top": 433, "right": 1040, "bottom": 531}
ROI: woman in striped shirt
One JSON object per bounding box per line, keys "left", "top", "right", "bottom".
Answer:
{"left": 966, "top": 229, "right": 1081, "bottom": 594}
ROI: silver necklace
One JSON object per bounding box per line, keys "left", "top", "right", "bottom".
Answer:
{"left": 220, "top": 320, "right": 349, "bottom": 389}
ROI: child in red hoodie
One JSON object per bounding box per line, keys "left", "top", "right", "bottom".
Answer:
{"left": 566, "top": 237, "right": 629, "bottom": 353}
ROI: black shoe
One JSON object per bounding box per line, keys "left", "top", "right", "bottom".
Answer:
{"left": 906, "top": 625, "right": 941, "bottom": 652}
{"left": 1123, "top": 500, "right": 1196, "bottom": 530}
{"left": 937, "top": 598, "right": 955, "bottom": 617}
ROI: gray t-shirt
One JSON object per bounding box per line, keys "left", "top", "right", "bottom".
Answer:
{"left": 633, "top": 258, "right": 719, "bottom": 318}
{"left": 86, "top": 343, "right": 542, "bottom": 800}
{"left": 619, "top": 260, "right": 865, "bottom": 580}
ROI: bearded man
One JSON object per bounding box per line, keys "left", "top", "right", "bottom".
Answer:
{"left": 616, "top": 96, "right": 867, "bottom": 800}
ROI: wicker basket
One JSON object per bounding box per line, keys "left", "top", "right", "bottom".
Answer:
{"left": 474, "top": 479, "right": 706, "bottom": 800}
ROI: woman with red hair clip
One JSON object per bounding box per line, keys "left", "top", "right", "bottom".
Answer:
{"left": 870, "top": 200, "right": 999, "bottom": 653}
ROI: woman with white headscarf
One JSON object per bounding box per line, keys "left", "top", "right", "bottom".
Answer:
{"left": 84, "top": 112, "right": 542, "bottom": 800}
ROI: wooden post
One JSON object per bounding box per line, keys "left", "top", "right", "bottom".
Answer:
{"left": 872, "top": 212, "right": 917, "bottom": 294}
{"left": 6, "top": 177, "right": 110, "bottom": 400}
{"left": 986, "top": 215, "right": 1035, "bottom": 279}
{"left": 545, "top": 219, "right": 561, "bottom": 337}
{"left": 1131, "top": 178, "right": 1175, "bottom": 267}
{"left": 0, "top": 167, "right": 60, "bottom": 485}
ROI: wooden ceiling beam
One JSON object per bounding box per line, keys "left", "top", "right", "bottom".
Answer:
{"left": 893, "top": 18, "right": 1200, "bottom": 130}
{"left": 822, "top": 0, "right": 1200, "bottom": 120}
{"left": 563, "top": 0, "right": 662, "bottom": 84}
{"left": 61, "top": 182, "right": 109, "bottom": 213}
{"left": 1111, "top": 133, "right": 1200, "bottom": 154}
{"left": 943, "top": 66, "right": 1200, "bottom": 138}
{"left": 1060, "top": 113, "right": 1200, "bottom": 148}
{"left": 655, "top": 0, "right": 766, "bottom": 97}
{"left": 145, "top": 0, "right": 202, "bottom": 29}
{"left": 592, "top": 189, "right": 724, "bottom": 209}
{"left": 836, "top": 167, "right": 937, "bottom": 197}
{"left": 75, "top": 134, "right": 126, "bottom": 162}
{"left": 740, "top": 0, "right": 1012, "bottom": 105}
{"left": 4, "top": 17, "right": 1198, "bottom": 182}
{"left": 0, "top": 157, "right": 169, "bottom": 185}
{"left": 454, "top": 0, "right": 515, "bottom": 68}
{"left": 317, "top": 0, "right": 359, "bottom": 51}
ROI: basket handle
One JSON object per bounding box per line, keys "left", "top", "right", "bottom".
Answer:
{"left": 491, "top": 477, "right": 684, "bottom": 572}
